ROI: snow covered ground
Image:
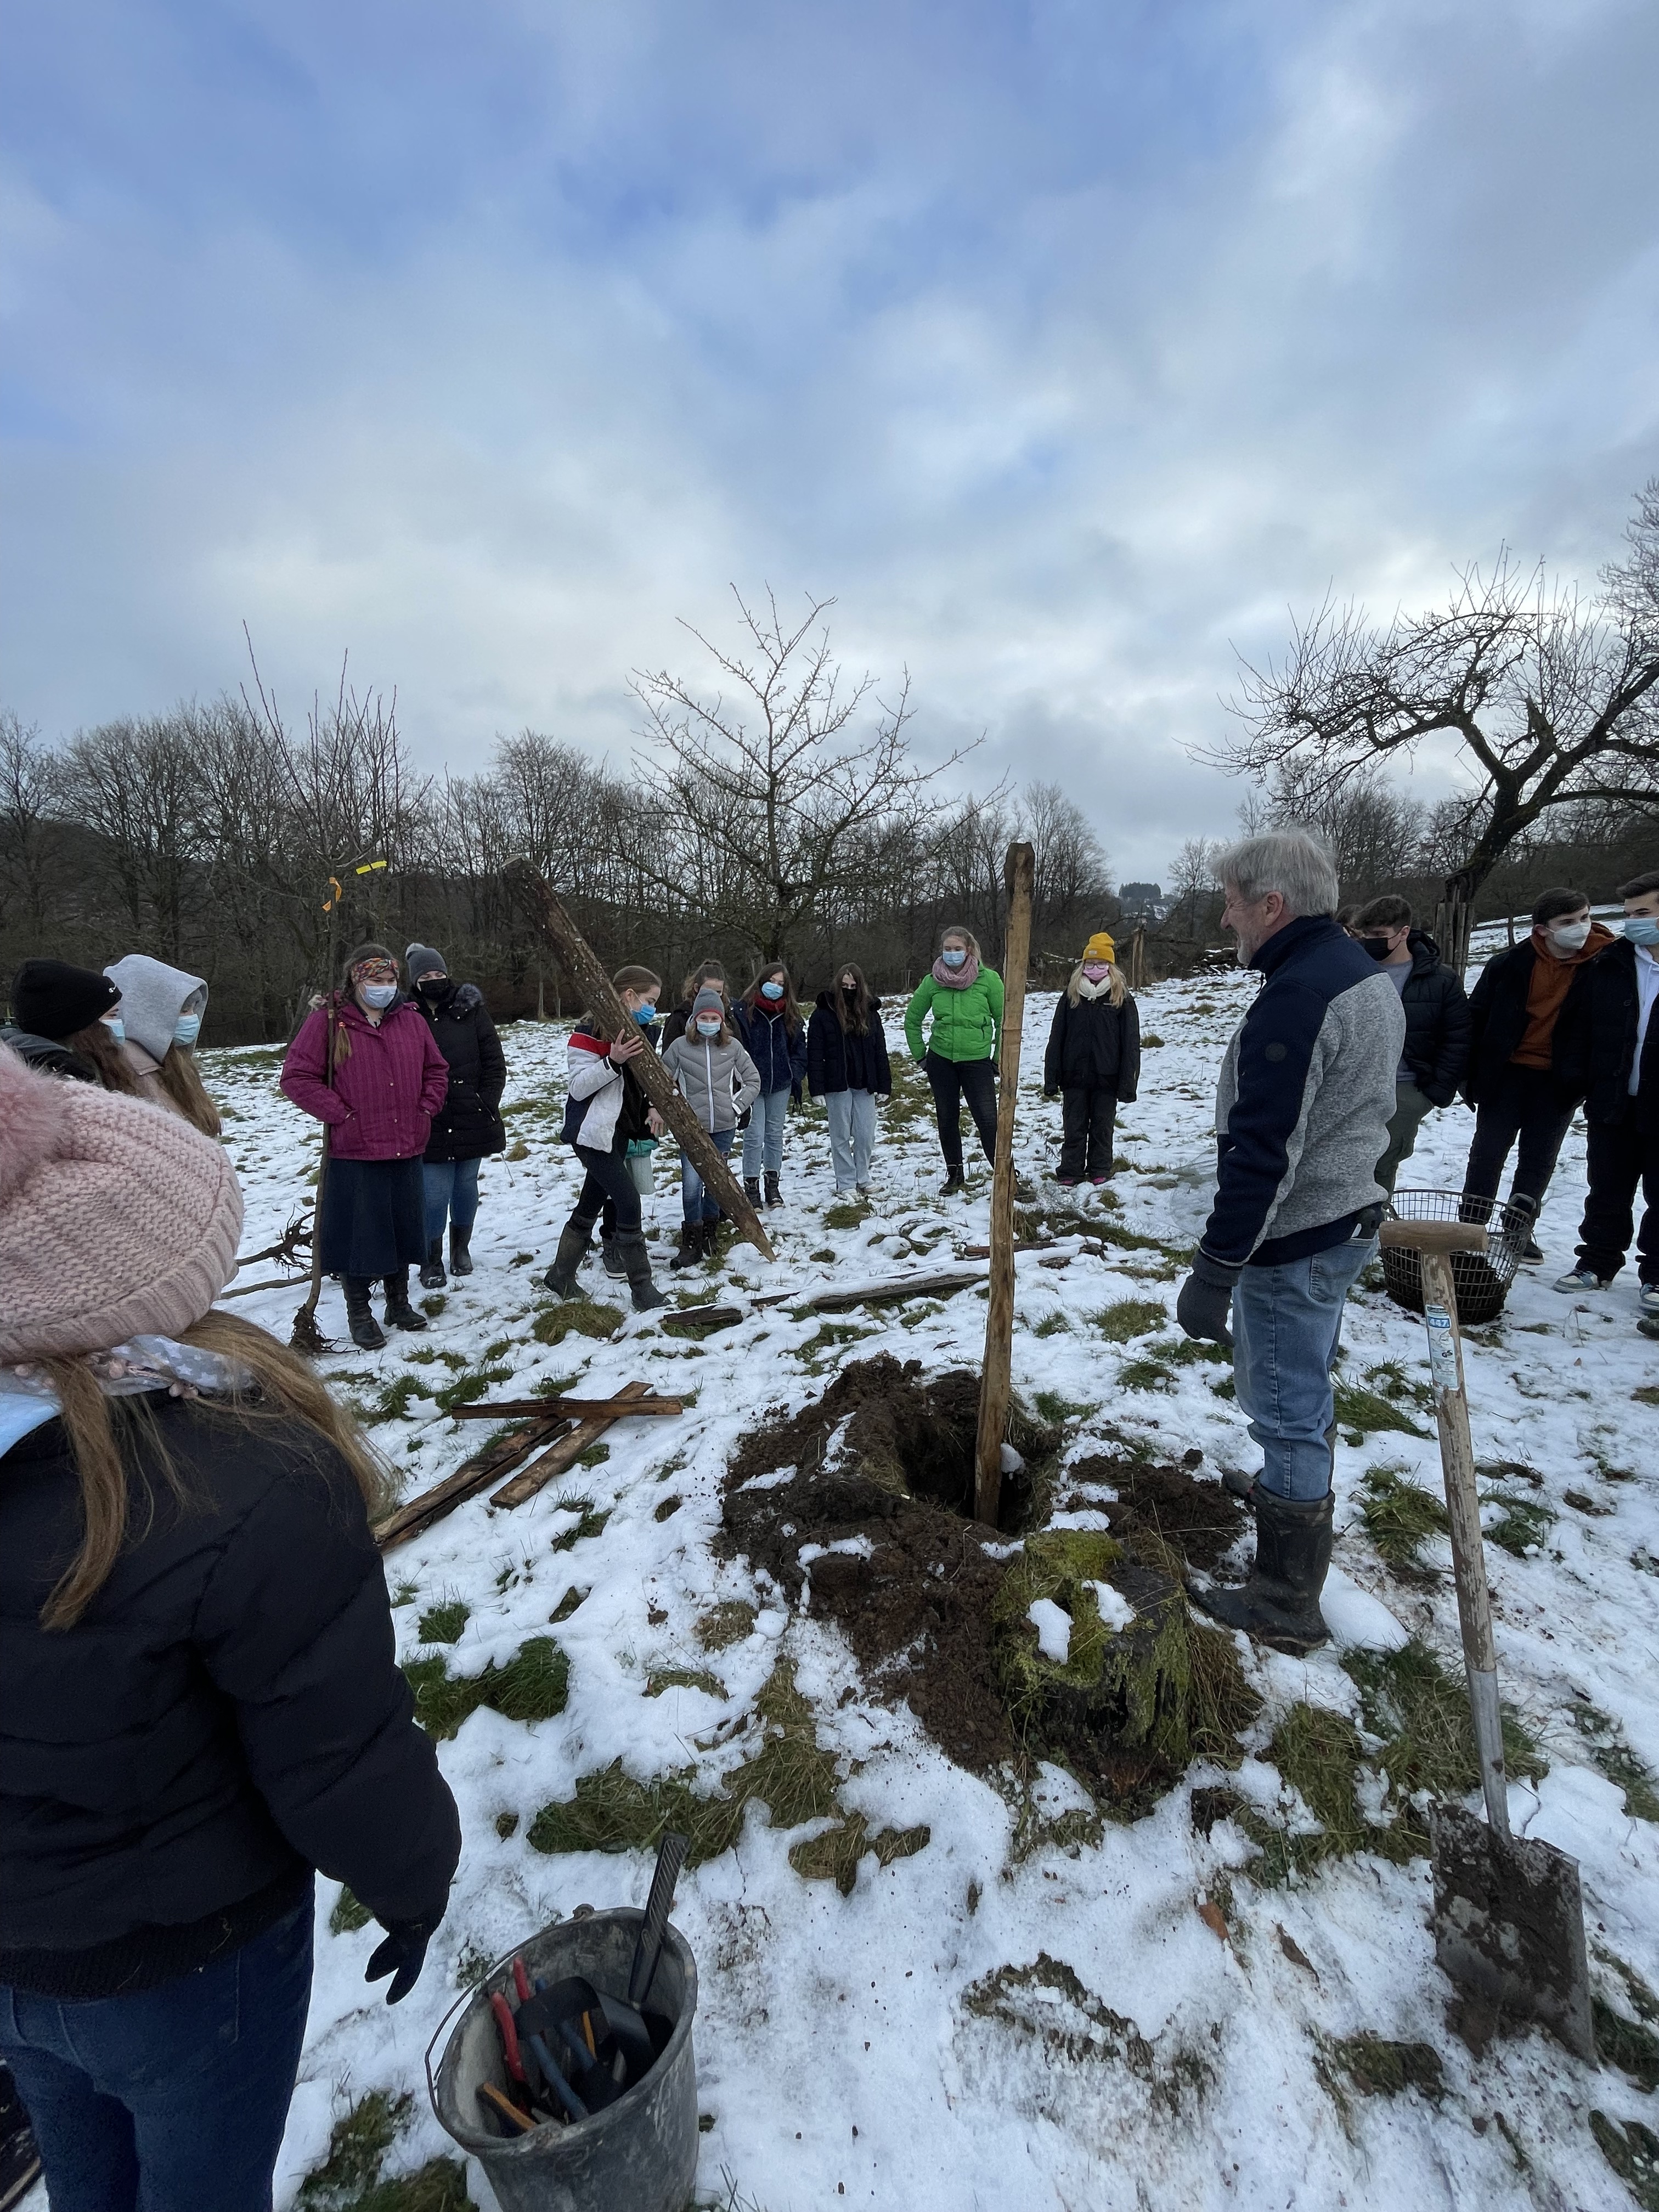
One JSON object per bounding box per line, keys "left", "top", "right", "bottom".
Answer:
{"left": 136, "top": 968, "right": 1659, "bottom": 2209}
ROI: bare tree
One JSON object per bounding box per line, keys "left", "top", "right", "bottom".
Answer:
{"left": 1166, "top": 836, "right": 1221, "bottom": 941}
{"left": 60, "top": 712, "right": 207, "bottom": 961}
{"left": 1242, "top": 759, "right": 1425, "bottom": 900}
{"left": 1022, "top": 781, "right": 1113, "bottom": 945}
{"left": 622, "top": 588, "right": 970, "bottom": 962}
{"left": 1216, "top": 483, "right": 1659, "bottom": 967}
{"left": 0, "top": 710, "right": 64, "bottom": 937}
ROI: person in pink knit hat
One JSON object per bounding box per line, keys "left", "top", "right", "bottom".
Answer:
{"left": 0, "top": 1051, "right": 460, "bottom": 2212}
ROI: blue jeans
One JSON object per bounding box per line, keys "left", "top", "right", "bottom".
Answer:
{"left": 682, "top": 1128, "right": 735, "bottom": 1224}
{"left": 0, "top": 1889, "right": 314, "bottom": 2212}
{"left": 1232, "top": 1234, "right": 1376, "bottom": 1500}
{"left": 741, "top": 1087, "right": 789, "bottom": 1180}
{"left": 423, "top": 1156, "right": 481, "bottom": 1244}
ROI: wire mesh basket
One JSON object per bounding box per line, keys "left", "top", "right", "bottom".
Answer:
{"left": 1380, "top": 1189, "right": 1534, "bottom": 1328}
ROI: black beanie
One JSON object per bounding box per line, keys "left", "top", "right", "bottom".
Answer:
{"left": 10, "top": 958, "right": 121, "bottom": 1042}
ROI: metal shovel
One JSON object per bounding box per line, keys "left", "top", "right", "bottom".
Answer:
{"left": 1380, "top": 1217, "right": 1595, "bottom": 2060}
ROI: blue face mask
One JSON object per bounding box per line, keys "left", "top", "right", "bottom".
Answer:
{"left": 760, "top": 980, "right": 785, "bottom": 1001}
{"left": 942, "top": 948, "right": 967, "bottom": 969}
{"left": 696, "top": 1019, "right": 722, "bottom": 1038}
{"left": 104, "top": 1016, "right": 125, "bottom": 1044}
{"left": 173, "top": 1014, "right": 201, "bottom": 1048}
{"left": 1624, "top": 916, "right": 1659, "bottom": 946}
{"left": 633, "top": 1004, "right": 658, "bottom": 1025}
{"left": 360, "top": 981, "right": 398, "bottom": 1009}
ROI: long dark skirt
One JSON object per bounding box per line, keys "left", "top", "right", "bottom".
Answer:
{"left": 318, "top": 1156, "right": 427, "bottom": 1278}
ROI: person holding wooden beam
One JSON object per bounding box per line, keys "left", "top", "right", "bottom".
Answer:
{"left": 539, "top": 964, "right": 670, "bottom": 1311}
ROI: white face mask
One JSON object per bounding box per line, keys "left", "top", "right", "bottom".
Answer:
{"left": 360, "top": 981, "right": 398, "bottom": 1009}
{"left": 1545, "top": 919, "right": 1592, "bottom": 952}
{"left": 696, "top": 1019, "right": 721, "bottom": 1038}
{"left": 103, "top": 1015, "right": 126, "bottom": 1044}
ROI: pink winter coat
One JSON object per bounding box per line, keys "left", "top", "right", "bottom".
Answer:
{"left": 280, "top": 996, "right": 450, "bottom": 1161}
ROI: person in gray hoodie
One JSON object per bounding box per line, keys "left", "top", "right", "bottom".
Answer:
{"left": 102, "top": 954, "right": 222, "bottom": 1136}
{"left": 662, "top": 986, "right": 761, "bottom": 1269}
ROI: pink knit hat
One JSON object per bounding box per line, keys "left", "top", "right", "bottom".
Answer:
{"left": 0, "top": 1047, "right": 244, "bottom": 1359}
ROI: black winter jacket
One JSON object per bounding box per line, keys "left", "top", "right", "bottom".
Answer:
{"left": 806, "top": 994, "right": 891, "bottom": 1096}
{"left": 732, "top": 1001, "right": 809, "bottom": 1094}
{"left": 417, "top": 980, "right": 506, "bottom": 1162}
{"left": 0, "top": 1402, "right": 460, "bottom": 1996}
{"left": 1555, "top": 940, "right": 1659, "bottom": 1130}
{"left": 1463, "top": 940, "right": 1590, "bottom": 1107}
{"left": 1043, "top": 991, "right": 1141, "bottom": 1100}
{"left": 1392, "top": 932, "right": 1472, "bottom": 1107}
{"left": 0, "top": 1026, "right": 97, "bottom": 1084}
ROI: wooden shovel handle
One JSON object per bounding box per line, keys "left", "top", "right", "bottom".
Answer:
{"left": 1379, "top": 1219, "right": 1489, "bottom": 1256}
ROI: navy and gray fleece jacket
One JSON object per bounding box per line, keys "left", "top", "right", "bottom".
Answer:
{"left": 1201, "top": 915, "right": 1406, "bottom": 1270}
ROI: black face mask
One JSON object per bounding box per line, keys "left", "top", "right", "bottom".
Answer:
{"left": 1359, "top": 936, "right": 1397, "bottom": 961}
{"left": 417, "top": 975, "right": 448, "bottom": 996}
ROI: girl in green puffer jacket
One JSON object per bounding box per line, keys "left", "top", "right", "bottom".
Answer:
{"left": 904, "top": 924, "right": 1005, "bottom": 1192}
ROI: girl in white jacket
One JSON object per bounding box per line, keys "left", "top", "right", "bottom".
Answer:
{"left": 540, "top": 965, "right": 669, "bottom": 1311}
{"left": 662, "top": 986, "right": 761, "bottom": 1269}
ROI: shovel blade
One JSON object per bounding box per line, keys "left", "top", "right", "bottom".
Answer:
{"left": 1429, "top": 1803, "right": 1595, "bottom": 2062}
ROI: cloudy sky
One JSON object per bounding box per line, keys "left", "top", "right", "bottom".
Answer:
{"left": 3, "top": 0, "right": 1655, "bottom": 882}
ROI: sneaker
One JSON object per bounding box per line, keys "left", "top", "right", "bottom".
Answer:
{"left": 1554, "top": 1268, "right": 1612, "bottom": 1293}
{"left": 1055, "top": 1175, "right": 1079, "bottom": 1187}
{"left": 1520, "top": 1239, "right": 1544, "bottom": 1265}
{"left": 1640, "top": 1283, "right": 1659, "bottom": 1317}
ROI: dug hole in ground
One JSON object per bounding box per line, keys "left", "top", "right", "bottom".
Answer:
{"left": 161, "top": 956, "right": 1659, "bottom": 2212}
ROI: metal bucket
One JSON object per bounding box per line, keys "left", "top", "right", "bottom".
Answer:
{"left": 429, "top": 1912, "right": 697, "bottom": 2212}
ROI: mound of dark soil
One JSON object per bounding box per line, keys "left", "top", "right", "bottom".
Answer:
{"left": 1065, "top": 1453, "right": 1248, "bottom": 1574}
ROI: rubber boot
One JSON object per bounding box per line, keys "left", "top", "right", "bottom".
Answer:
{"left": 448, "top": 1226, "right": 473, "bottom": 1276}
{"left": 670, "top": 1222, "right": 707, "bottom": 1272}
{"left": 617, "top": 1229, "right": 668, "bottom": 1311}
{"left": 942, "top": 1164, "right": 966, "bottom": 1195}
{"left": 764, "top": 1172, "right": 782, "bottom": 1209}
{"left": 744, "top": 1176, "right": 764, "bottom": 1207}
{"left": 343, "top": 1276, "right": 386, "bottom": 1350}
{"left": 419, "top": 1238, "right": 447, "bottom": 1289}
{"left": 382, "top": 1269, "right": 429, "bottom": 1331}
{"left": 600, "top": 1235, "right": 629, "bottom": 1278}
{"left": 1193, "top": 1487, "right": 1334, "bottom": 1654}
{"left": 542, "top": 1221, "right": 594, "bottom": 1298}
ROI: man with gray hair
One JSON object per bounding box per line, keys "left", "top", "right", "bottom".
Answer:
{"left": 1178, "top": 828, "right": 1405, "bottom": 1651}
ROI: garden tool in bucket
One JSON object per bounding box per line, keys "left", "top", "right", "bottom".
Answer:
{"left": 1379, "top": 1214, "right": 1595, "bottom": 2061}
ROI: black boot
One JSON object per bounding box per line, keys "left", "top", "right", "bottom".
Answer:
{"left": 543, "top": 1222, "right": 594, "bottom": 1298}
{"left": 943, "top": 1163, "right": 966, "bottom": 1195}
{"left": 419, "top": 1238, "right": 447, "bottom": 1289}
{"left": 600, "top": 1235, "right": 628, "bottom": 1278}
{"left": 383, "top": 1269, "right": 429, "bottom": 1331}
{"left": 764, "top": 1171, "right": 782, "bottom": 1208}
{"left": 617, "top": 1229, "right": 668, "bottom": 1311}
{"left": 744, "top": 1176, "right": 764, "bottom": 1207}
{"left": 448, "top": 1226, "right": 473, "bottom": 1276}
{"left": 670, "top": 1222, "right": 707, "bottom": 1272}
{"left": 1193, "top": 1487, "right": 1334, "bottom": 1654}
{"left": 343, "top": 1277, "right": 386, "bottom": 1350}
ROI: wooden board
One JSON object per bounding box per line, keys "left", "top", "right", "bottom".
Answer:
{"left": 490, "top": 1380, "right": 653, "bottom": 1510}
{"left": 975, "top": 842, "right": 1035, "bottom": 1526}
{"left": 374, "top": 1415, "right": 570, "bottom": 1551}
{"left": 448, "top": 1396, "right": 684, "bottom": 1421}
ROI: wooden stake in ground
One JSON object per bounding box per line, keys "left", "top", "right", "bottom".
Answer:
{"left": 510, "top": 862, "right": 776, "bottom": 1262}
{"left": 974, "top": 840, "right": 1035, "bottom": 1526}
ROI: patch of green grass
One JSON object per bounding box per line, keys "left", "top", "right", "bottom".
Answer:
{"left": 1589, "top": 2112, "right": 1659, "bottom": 2209}
{"left": 645, "top": 1667, "right": 726, "bottom": 1699}
{"left": 549, "top": 1492, "right": 612, "bottom": 1550}
{"left": 792, "top": 1321, "right": 879, "bottom": 1364}
{"left": 1331, "top": 1379, "right": 1425, "bottom": 1443}
{"left": 1571, "top": 1705, "right": 1659, "bottom": 1822}
{"left": 528, "top": 1659, "right": 838, "bottom": 1866}
{"left": 576, "top": 1441, "right": 611, "bottom": 1468}
{"left": 809, "top": 1247, "right": 836, "bottom": 1263}
{"left": 1596, "top": 2000, "right": 1659, "bottom": 2092}
{"left": 298, "top": 2090, "right": 470, "bottom": 2212}
{"left": 391, "top": 1579, "right": 419, "bottom": 1606}
{"left": 654, "top": 1494, "right": 683, "bottom": 1521}
{"left": 1326, "top": 2034, "right": 1443, "bottom": 2103}
{"left": 696, "top": 1600, "right": 757, "bottom": 1651}
{"left": 403, "top": 1637, "right": 569, "bottom": 1740}
{"left": 358, "top": 1374, "right": 431, "bottom": 1424}
{"left": 1113, "top": 1340, "right": 1224, "bottom": 1390}
{"left": 1093, "top": 1297, "right": 1167, "bottom": 1341}
{"left": 1633, "top": 1384, "right": 1659, "bottom": 1408}
{"left": 787, "top": 1813, "right": 930, "bottom": 1895}
{"left": 433, "top": 1365, "right": 512, "bottom": 1414}
{"left": 823, "top": 1196, "right": 872, "bottom": 1230}
{"left": 419, "top": 1294, "right": 447, "bottom": 1319}
{"left": 417, "top": 1598, "right": 470, "bottom": 1645}
{"left": 1344, "top": 1639, "right": 1544, "bottom": 1811}
{"left": 328, "top": 1885, "right": 373, "bottom": 1934}
{"left": 1032, "top": 1391, "right": 1097, "bottom": 1425}
{"left": 663, "top": 1306, "right": 743, "bottom": 1340}
{"left": 549, "top": 1585, "right": 586, "bottom": 1622}
{"left": 509, "top": 1251, "right": 534, "bottom": 1267}
{"left": 1358, "top": 1464, "right": 1448, "bottom": 1582}
{"left": 1031, "top": 1312, "right": 1071, "bottom": 1339}
{"left": 1088, "top": 1219, "right": 1173, "bottom": 1255}
{"left": 532, "top": 1295, "right": 623, "bottom": 1346}
{"left": 494, "top": 1811, "right": 520, "bottom": 1839}
{"left": 1482, "top": 1486, "right": 1556, "bottom": 1557}
{"left": 533, "top": 1367, "right": 589, "bottom": 1398}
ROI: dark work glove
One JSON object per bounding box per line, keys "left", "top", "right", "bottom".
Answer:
{"left": 1176, "top": 1249, "right": 1241, "bottom": 1348}
{"left": 365, "top": 1916, "right": 439, "bottom": 2006}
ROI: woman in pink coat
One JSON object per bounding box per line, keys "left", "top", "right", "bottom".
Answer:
{"left": 280, "top": 943, "right": 450, "bottom": 1348}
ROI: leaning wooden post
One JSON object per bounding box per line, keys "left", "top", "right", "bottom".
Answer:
{"left": 974, "top": 841, "right": 1035, "bottom": 1525}
{"left": 510, "top": 862, "right": 776, "bottom": 1262}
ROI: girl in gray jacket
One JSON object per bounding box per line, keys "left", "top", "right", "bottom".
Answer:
{"left": 662, "top": 986, "right": 761, "bottom": 1268}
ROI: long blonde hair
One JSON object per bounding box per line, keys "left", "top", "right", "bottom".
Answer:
{"left": 1066, "top": 960, "right": 1127, "bottom": 1007}
{"left": 34, "top": 1311, "right": 388, "bottom": 1631}
{"left": 155, "top": 1046, "right": 223, "bottom": 1137}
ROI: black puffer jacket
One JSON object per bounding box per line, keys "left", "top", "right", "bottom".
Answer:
{"left": 1394, "top": 932, "right": 1472, "bottom": 1107}
{"left": 806, "top": 993, "right": 891, "bottom": 1095}
{"left": 0, "top": 1402, "right": 460, "bottom": 1995}
{"left": 1555, "top": 940, "right": 1659, "bottom": 1130}
{"left": 1043, "top": 991, "right": 1141, "bottom": 1099}
{"left": 417, "top": 980, "right": 507, "bottom": 1163}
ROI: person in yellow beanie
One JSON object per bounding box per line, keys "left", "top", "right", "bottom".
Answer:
{"left": 1043, "top": 935, "right": 1140, "bottom": 1184}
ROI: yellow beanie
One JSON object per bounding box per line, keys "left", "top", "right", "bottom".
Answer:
{"left": 1082, "top": 931, "right": 1115, "bottom": 963}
